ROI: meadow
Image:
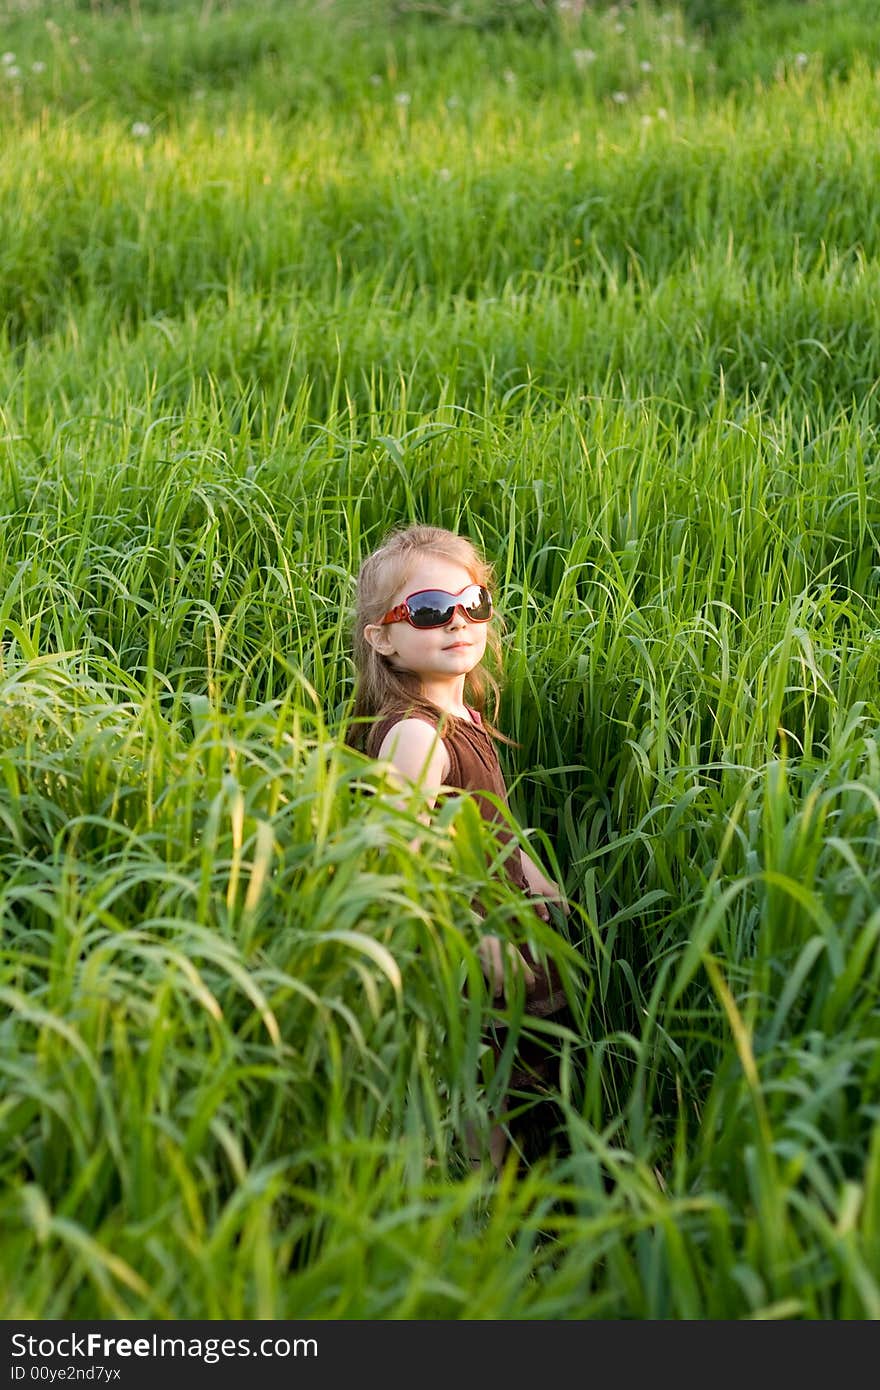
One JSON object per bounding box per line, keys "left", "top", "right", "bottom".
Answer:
{"left": 1, "top": 0, "right": 879, "bottom": 1318}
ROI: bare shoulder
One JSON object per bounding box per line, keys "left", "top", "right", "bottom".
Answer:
{"left": 377, "top": 718, "right": 451, "bottom": 785}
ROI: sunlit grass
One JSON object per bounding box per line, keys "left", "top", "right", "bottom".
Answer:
{"left": 1, "top": 0, "right": 879, "bottom": 1319}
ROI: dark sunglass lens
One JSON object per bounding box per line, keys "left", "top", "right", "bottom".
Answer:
{"left": 409, "top": 594, "right": 453, "bottom": 628}
{"left": 463, "top": 586, "right": 492, "bottom": 619}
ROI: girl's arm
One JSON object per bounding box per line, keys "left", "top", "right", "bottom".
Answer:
{"left": 376, "top": 718, "right": 450, "bottom": 801}
{"left": 519, "top": 849, "right": 570, "bottom": 914}
{"left": 377, "top": 720, "right": 535, "bottom": 998}
{"left": 377, "top": 719, "right": 450, "bottom": 849}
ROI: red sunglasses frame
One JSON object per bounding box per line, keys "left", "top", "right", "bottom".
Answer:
{"left": 379, "top": 583, "right": 493, "bottom": 629}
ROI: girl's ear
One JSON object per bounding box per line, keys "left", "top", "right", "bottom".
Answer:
{"left": 363, "top": 623, "right": 396, "bottom": 655}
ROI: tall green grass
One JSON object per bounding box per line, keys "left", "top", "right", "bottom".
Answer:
{"left": 1, "top": 0, "right": 879, "bottom": 1318}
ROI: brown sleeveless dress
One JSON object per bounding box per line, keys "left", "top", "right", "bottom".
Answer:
{"left": 368, "top": 705, "right": 569, "bottom": 1090}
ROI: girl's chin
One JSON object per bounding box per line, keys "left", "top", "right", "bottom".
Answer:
{"left": 390, "top": 653, "right": 481, "bottom": 679}
{"left": 407, "top": 665, "right": 476, "bottom": 681}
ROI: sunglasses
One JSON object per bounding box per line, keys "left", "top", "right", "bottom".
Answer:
{"left": 380, "top": 583, "right": 493, "bottom": 630}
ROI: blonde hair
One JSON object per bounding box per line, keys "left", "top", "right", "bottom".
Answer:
{"left": 348, "top": 524, "right": 508, "bottom": 754}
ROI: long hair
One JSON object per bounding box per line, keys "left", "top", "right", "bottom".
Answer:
{"left": 347, "top": 524, "right": 510, "bottom": 754}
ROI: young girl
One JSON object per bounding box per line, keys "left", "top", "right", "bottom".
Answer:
{"left": 349, "top": 523, "right": 570, "bottom": 1168}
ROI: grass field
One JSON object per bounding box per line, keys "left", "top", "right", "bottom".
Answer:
{"left": 1, "top": 0, "right": 879, "bottom": 1319}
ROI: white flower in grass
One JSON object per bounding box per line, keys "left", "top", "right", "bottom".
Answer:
{"left": 611, "top": 90, "right": 629, "bottom": 103}
{"left": 614, "top": 21, "right": 625, "bottom": 33}
{"left": 503, "top": 68, "right": 515, "bottom": 84}
{"left": 446, "top": 95, "right": 460, "bottom": 108}
{"left": 437, "top": 167, "right": 451, "bottom": 181}
{"left": 5, "top": 65, "right": 21, "bottom": 78}
{"left": 641, "top": 114, "right": 652, "bottom": 126}
{"left": 394, "top": 91, "right": 411, "bottom": 105}
{"left": 795, "top": 52, "right": 808, "bottom": 68}
{"left": 572, "top": 48, "right": 596, "bottom": 69}
{"left": 369, "top": 73, "right": 382, "bottom": 86}
{"left": 657, "top": 106, "right": 668, "bottom": 119}
{"left": 2, "top": 52, "right": 15, "bottom": 65}
{"left": 130, "top": 121, "right": 151, "bottom": 138}
{"left": 32, "top": 60, "right": 46, "bottom": 73}
{"left": 640, "top": 60, "right": 652, "bottom": 73}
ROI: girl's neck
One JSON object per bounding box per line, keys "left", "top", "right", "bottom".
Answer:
{"left": 418, "top": 675, "right": 470, "bottom": 719}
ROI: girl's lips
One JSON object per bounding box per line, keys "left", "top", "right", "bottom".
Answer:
{"left": 444, "top": 642, "right": 470, "bottom": 650}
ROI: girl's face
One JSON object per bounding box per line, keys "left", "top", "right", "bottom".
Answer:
{"left": 363, "top": 555, "right": 490, "bottom": 682}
